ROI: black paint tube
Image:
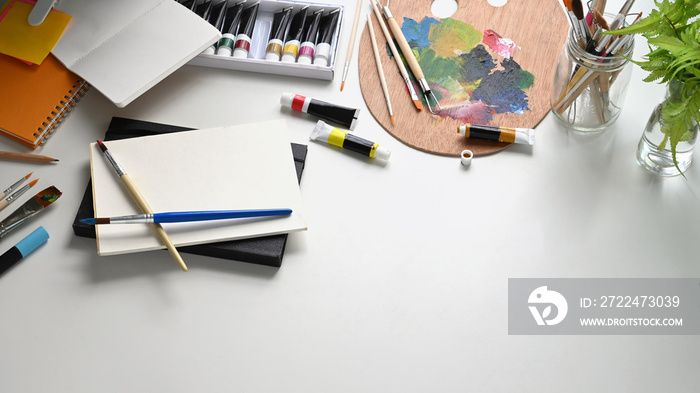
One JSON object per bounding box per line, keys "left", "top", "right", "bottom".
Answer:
{"left": 232, "top": 1, "right": 260, "bottom": 58}
{"left": 216, "top": 0, "right": 246, "bottom": 56}
{"left": 265, "top": 6, "right": 294, "bottom": 61}
{"left": 202, "top": 0, "right": 228, "bottom": 54}
{"left": 297, "top": 9, "right": 324, "bottom": 64}
{"left": 313, "top": 9, "right": 340, "bottom": 66}
{"left": 281, "top": 6, "right": 309, "bottom": 63}
{"left": 281, "top": 92, "right": 360, "bottom": 130}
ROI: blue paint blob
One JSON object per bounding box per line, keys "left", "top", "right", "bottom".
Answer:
{"left": 401, "top": 17, "right": 439, "bottom": 48}
{"left": 473, "top": 58, "right": 530, "bottom": 114}
{"left": 459, "top": 45, "right": 496, "bottom": 82}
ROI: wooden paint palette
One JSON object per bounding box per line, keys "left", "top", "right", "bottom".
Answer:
{"left": 358, "top": 0, "right": 569, "bottom": 156}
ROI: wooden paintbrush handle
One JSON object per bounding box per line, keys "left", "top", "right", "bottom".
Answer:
{"left": 385, "top": 16, "right": 425, "bottom": 81}
{"left": 122, "top": 174, "right": 188, "bottom": 272}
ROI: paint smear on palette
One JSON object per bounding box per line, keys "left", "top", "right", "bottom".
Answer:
{"left": 400, "top": 17, "right": 534, "bottom": 124}
{"left": 482, "top": 30, "right": 517, "bottom": 58}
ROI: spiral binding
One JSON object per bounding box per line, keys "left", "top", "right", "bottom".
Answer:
{"left": 33, "top": 80, "right": 89, "bottom": 145}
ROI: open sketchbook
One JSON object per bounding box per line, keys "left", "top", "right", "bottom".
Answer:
{"left": 89, "top": 119, "right": 307, "bottom": 256}
{"left": 52, "top": 0, "right": 220, "bottom": 107}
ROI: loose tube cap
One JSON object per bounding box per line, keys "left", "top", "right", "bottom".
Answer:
{"left": 460, "top": 150, "right": 473, "bottom": 166}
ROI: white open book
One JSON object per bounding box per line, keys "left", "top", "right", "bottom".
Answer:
{"left": 52, "top": 0, "right": 221, "bottom": 107}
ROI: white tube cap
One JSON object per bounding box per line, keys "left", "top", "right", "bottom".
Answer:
{"left": 266, "top": 52, "right": 281, "bottom": 61}
{"left": 374, "top": 146, "right": 391, "bottom": 161}
{"left": 280, "top": 92, "right": 294, "bottom": 107}
{"left": 460, "top": 150, "right": 473, "bottom": 166}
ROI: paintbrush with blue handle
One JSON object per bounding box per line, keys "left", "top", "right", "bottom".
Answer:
{"left": 80, "top": 208, "right": 293, "bottom": 225}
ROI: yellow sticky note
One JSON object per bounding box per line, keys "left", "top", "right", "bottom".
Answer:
{"left": 0, "top": 0, "right": 71, "bottom": 64}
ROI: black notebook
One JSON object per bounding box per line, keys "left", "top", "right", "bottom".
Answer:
{"left": 72, "top": 117, "right": 307, "bottom": 267}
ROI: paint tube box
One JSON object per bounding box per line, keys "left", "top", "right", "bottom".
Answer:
{"left": 188, "top": 0, "right": 343, "bottom": 81}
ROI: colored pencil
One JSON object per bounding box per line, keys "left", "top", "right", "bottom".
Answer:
{"left": 341, "top": 0, "right": 363, "bottom": 91}
{"left": 80, "top": 208, "right": 293, "bottom": 225}
{"left": 366, "top": 14, "right": 395, "bottom": 125}
{"left": 369, "top": 0, "right": 422, "bottom": 110}
{"left": 1, "top": 172, "right": 32, "bottom": 200}
{"left": 0, "top": 179, "right": 39, "bottom": 212}
{"left": 0, "top": 151, "right": 58, "bottom": 163}
{"left": 95, "top": 140, "right": 188, "bottom": 272}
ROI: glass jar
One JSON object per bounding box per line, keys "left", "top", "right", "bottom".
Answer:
{"left": 637, "top": 80, "right": 699, "bottom": 176}
{"left": 550, "top": 20, "right": 634, "bottom": 133}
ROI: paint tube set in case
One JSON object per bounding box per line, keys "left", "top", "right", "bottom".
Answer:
{"left": 185, "top": 0, "right": 343, "bottom": 80}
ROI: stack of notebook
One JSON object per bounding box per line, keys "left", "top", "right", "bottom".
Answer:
{"left": 72, "top": 117, "right": 309, "bottom": 267}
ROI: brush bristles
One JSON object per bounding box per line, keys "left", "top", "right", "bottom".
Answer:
{"left": 94, "top": 218, "right": 110, "bottom": 225}
{"left": 33, "top": 186, "right": 62, "bottom": 208}
{"left": 96, "top": 140, "right": 107, "bottom": 152}
{"left": 593, "top": 10, "right": 609, "bottom": 30}
{"left": 414, "top": 100, "right": 423, "bottom": 110}
{"left": 572, "top": 0, "right": 584, "bottom": 19}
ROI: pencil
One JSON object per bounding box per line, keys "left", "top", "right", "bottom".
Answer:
{"left": 0, "top": 151, "right": 58, "bottom": 163}
{"left": 95, "top": 140, "right": 188, "bottom": 272}
{"left": 369, "top": 0, "right": 422, "bottom": 110}
{"left": 341, "top": 0, "right": 363, "bottom": 91}
{"left": 366, "top": 14, "right": 395, "bottom": 124}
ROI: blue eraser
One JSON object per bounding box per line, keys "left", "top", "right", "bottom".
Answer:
{"left": 16, "top": 226, "right": 50, "bottom": 257}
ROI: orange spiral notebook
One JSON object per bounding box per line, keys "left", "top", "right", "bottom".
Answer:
{"left": 0, "top": 52, "right": 88, "bottom": 148}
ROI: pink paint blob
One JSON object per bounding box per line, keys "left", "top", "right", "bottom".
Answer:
{"left": 439, "top": 101, "right": 493, "bottom": 124}
{"left": 482, "top": 29, "right": 516, "bottom": 58}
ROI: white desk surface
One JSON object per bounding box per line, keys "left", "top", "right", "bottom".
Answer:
{"left": 1, "top": 0, "right": 699, "bottom": 391}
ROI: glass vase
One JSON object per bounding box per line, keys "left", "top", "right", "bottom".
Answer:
{"left": 636, "top": 80, "right": 699, "bottom": 176}
{"left": 550, "top": 17, "right": 634, "bottom": 133}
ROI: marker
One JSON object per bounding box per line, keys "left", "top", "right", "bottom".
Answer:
{"left": 0, "top": 179, "right": 39, "bottom": 212}
{"left": 265, "top": 6, "right": 294, "bottom": 61}
{"left": 281, "top": 6, "right": 309, "bottom": 63}
{"left": 310, "top": 120, "right": 390, "bottom": 160}
{"left": 80, "top": 208, "right": 293, "bottom": 225}
{"left": 0, "top": 227, "right": 49, "bottom": 277}
{"left": 297, "top": 9, "right": 324, "bottom": 64}
{"left": 458, "top": 124, "right": 535, "bottom": 145}
{"left": 216, "top": 0, "right": 247, "bottom": 57}
{"left": 1, "top": 172, "right": 32, "bottom": 200}
{"left": 313, "top": 9, "right": 340, "bottom": 66}
{"left": 233, "top": 1, "right": 261, "bottom": 59}
{"left": 202, "top": 0, "right": 229, "bottom": 55}
{"left": 281, "top": 93, "right": 360, "bottom": 130}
